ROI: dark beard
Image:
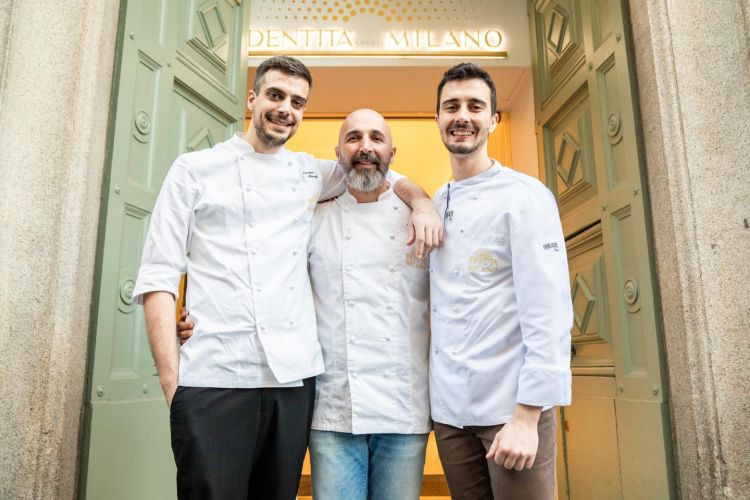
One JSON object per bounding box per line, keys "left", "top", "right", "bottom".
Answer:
{"left": 445, "top": 124, "right": 486, "bottom": 155}
{"left": 254, "top": 113, "right": 293, "bottom": 148}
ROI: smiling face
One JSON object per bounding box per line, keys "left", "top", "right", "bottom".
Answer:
{"left": 336, "top": 109, "right": 396, "bottom": 193}
{"left": 246, "top": 69, "right": 309, "bottom": 151}
{"left": 436, "top": 78, "right": 499, "bottom": 156}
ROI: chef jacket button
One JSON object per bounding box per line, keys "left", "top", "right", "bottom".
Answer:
{"left": 256, "top": 288, "right": 262, "bottom": 293}
{"left": 351, "top": 372, "right": 357, "bottom": 378}
{"left": 390, "top": 265, "right": 397, "bottom": 272}
{"left": 346, "top": 266, "right": 352, "bottom": 272}
{"left": 248, "top": 221, "right": 255, "bottom": 228}
{"left": 345, "top": 233, "right": 352, "bottom": 240}
{"left": 293, "top": 217, "right": 299, "bottom": 223}
{"left": 383, "top": 372, "right": 389, "bottom": 378}
{"left": 472, "top": 194, "right": 478, "bottom": 200}
{"left": 385, "top": 337, "right": 391, "bottom": 342}
{"left": 431, "top": 306, "right": 436, "bottom": 313}
{"left": 392, "top": 205, "right": 398, "bottom": 210}
{"left": 245, "top": 186, "right": 252, "bottom": 192}
{"left": 453, "top": 268, "right": 460, "bottom": 276}
{"left": 260, "top": 325, "right": 266, "bottom": 330}
{"left": 287, "top": 161, "right": 293, "bottom": 166}
{"left": 289, "top": 320, "right": 296, "bottom": 326}
{"left": 386, "top": 304, "right": 392, "bottom": 310}
{"left": 251, "top": 250, "right": 257, "bottom": 255}
{"left": 347, "top": 300, "right": 355, "bottom": 307}
{"left": 292, "top": 250, "right": 298, "bottom": 256}
{"left": 288, "top": 285, "right": 295, "bottom": 290}
{"left": 460, "top": 227, "right": 465, "bottom": 234}
{"left": 389, "top": 234, "right": 395, "bottom": 240}
{"left": 433, "top": 348, "right": 438, "bottom": 354}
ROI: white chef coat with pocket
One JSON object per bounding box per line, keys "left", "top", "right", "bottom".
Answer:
{"left": 308, "top": 188, "right": 431, "bottom": 435}
{"left": 133, "top": 133, "right": 345, "bottom": 387}
{"left": 429, "top": 162, "right": 572, "bottom": 427}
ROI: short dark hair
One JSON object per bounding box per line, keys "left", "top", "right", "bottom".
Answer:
{"left": 436, "top": 63, "right": 497, "bottom": 115}
{"left": 253, "top": 55, "right": 313, "bottom": 93}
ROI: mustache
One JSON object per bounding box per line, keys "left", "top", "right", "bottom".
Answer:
{"left": 351, "top": 151, "right": 380, "bottom": 165}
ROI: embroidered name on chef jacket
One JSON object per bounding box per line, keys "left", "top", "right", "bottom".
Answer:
{"left": 543, "top": 241, "right": 560, "bottom": 252}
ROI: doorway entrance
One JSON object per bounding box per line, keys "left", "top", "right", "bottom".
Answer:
{"left": 81, "top": 1, "right": 674, "bottom": 499}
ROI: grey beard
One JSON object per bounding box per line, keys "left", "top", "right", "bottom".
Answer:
{"left": 346, "top": 167, "right": 388, "bottom": 192}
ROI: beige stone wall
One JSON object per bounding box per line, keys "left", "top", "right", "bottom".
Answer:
{"left": 629, "top": 1, "right": 750, "bottom": 498}
{"left": 0, "top": 1, "right": 121, "bottom": 498}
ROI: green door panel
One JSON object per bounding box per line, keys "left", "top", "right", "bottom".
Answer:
{"left": 81, "top": 1, "right": 250, "bottom": 498}
{"left": 530, "top": 0, "right": 674, "bottom": 498}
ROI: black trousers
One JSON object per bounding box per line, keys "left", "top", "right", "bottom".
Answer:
{"left": 169, "top": 378, "right": 316, "bottom": 500}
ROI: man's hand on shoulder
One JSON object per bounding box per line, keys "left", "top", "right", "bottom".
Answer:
{"left": 407, "top": 198, "right": 444, "bottom": 258}
{"left": 177, "top": 307, "right": 194, "bottom": 346}
{"left": 486, "top": 404, "right": 542, "bottom": 470}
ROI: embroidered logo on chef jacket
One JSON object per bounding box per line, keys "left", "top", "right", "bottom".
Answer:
{"left": 405, "top": 251, "right": 427, "bottom": 270}
{"left": 302, "top": 170, "right": 319, "bottom": 179}
{"left": 468, "top": 249, "right": 500, "bottom": 273}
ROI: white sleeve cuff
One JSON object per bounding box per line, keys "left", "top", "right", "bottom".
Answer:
{"left": 132, "top": 266, "right": 181, "bottom": 305}
{"left": 516, "top": 364, "right": 572, "bottom": 407}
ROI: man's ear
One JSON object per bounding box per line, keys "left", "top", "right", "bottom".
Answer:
{"left": 488, "top": 111, "right": 499, "bottom": 133}
{"left": 246, "top": 89, "right": 256, "bottom": 113}
{"left": 335, "top": 145, "right": 341, "bottom": 163}
{"left": 390, "top": 146, "right": 397, "bottom": 163}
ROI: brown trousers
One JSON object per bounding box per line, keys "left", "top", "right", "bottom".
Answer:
{"left": 433, "top": 409, "right": 556, "bottom": 500}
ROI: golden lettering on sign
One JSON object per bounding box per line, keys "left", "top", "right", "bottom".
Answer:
{"left": 384, "top": 30, "right": 503, "bottom": 50}
{"left": 248, "top": 28, "right": 505, "bottom": 55}
{"left": 250, "top": 29, "right": 356, "bottom": 50}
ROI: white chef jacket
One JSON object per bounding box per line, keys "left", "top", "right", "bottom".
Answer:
{"left": 133, "top": 133, "right": 345, "bottom": 387}
{"left": 429, "top": 162, "right": 572, "bottom": 427}
{"left": 308, "top": 187, "right": 431, "bottom": 435}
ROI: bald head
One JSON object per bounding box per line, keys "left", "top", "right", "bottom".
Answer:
{"left": 336, "top": 109, "right": 396, "bottom": 194}
{"left": 338, "top": 108, "right": 393, "bottom": 145}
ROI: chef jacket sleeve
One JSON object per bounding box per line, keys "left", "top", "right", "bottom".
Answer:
{"left": 510, "top": 187, "right": 573, "bottom": 407}
{"left": 132, "top": 157, "right": 200, "bottom": 305}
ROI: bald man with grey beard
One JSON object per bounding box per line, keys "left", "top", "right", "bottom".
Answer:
{"left": 306, "top": 109, "right": 431, "bottom": 500}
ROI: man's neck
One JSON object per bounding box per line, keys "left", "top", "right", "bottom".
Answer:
{"left": 450, "top": 148, "right": 494, "bottom": 181}
{"left": 242, "top": 126, "right": 283, "bottom": 155}
{"left": 348, "top": 182, "right": 389, "bottom": 203}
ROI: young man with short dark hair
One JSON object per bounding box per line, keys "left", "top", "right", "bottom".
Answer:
{"left": 429, "top": 62, "right": 573, "bottom": 500}
{"left": 133, "top": 56, "right": 441, "bottom": 500}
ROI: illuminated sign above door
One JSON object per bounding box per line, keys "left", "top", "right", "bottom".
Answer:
{"left": 248, "top": 0, "right": 529, "bottom": 62}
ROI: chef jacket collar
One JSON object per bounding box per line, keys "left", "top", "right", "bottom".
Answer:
{"left": 339, "top": 183, "right": 394, "bottom": 205}
{"left": 451, "top": 160, "right": 502, "bottom": 187}
{"left": 227, "top": 132, "right": 291, "bottom": 161}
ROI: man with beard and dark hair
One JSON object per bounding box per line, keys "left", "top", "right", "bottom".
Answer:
{"left": 306, "top": 109, "right": 431, "bottom": 500}
{"left": 428, "top": 63, "right": 573, "bottom": 499}
{"left": 132, "top": 56, "right": 442, "bottom": 499}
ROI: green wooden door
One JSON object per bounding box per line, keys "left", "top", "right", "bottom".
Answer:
{"left": 529, "top": 1, "right": 674, "bottom": 498}
{"left": 81, "top": 1, "right": 249, "bottom": 498}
